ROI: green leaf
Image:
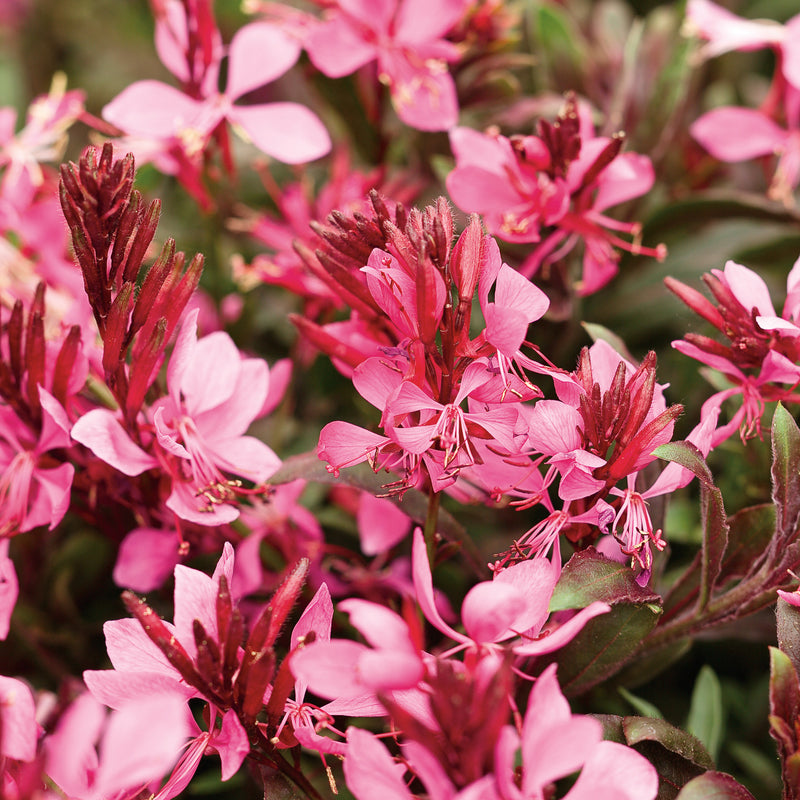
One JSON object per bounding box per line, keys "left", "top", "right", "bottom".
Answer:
{"left": 674, "top": 771, "right": 756, "bottom": 799}
{"left": 546, "top": 601, "right": 662, "bottom": 697}
{"left": 686, "top": 666, "right": 724, "bottom": 762}
{"left": 593, "top": 715, "right": 712, "bottom": 799}
{"left": 778, "top": 596, "right": 800, "bottom": 679}
{"left": 618, "top": 686, "right": 665, "bottom": 719}
{"left": 769, "top": 646, "right": 800, "bottom": 746}
{"left": 654, "top": 442, "right": 728, "bottom": 610}
{"left": 771, "top": 403, "right": 800, "bottom": 542}
{"left": 549, "top": 547, "right": 661, "bottom": 611}
{"left": 623, "top": 717, "right": 714, "bottom": 771}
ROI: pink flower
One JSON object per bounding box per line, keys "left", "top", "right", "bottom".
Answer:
{"left": 685, "top": 0, "right": 800, "bottom": 91}
{"left": 447, "top": 98, "right": 662, "bottom": 295}
{"left": 0, "top": 676, "right": 38, "bottom": 762}
{"left": 412, "top": 528, "right": 609, "bottom": 657}
{"left": 0, "top": 539, "right": 19, "bottom": 639}
{"left": 0, "top": 76, "right": 85, "bottom": 194}
{"left": 72, "top": 310, "right": 281, "bottom": 524}
{"left": 691, "top": 92, "right": 800, "bottom": 206}
{"left": 493, "top": 664, "right": 658, "bottom": 800}
{"left": 290, "top": 596, "right": 425, "bottom": 703}
{"left": 43, "top": 691, "right": 190, "bottom": 800}
{"left": 304, "top": 0, "right": 469, "bottom": 131}
{"left": 667, "top": 260, "right": 800, "bottom": 444}
{"left": 104, "top": 15, "right": 330, "bottom": 164}
{"left": 0, "top": 388, "right": 74, "bottom": 537}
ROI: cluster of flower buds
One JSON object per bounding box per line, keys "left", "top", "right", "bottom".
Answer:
{"left": 60, "top": 142, "right": 203, "bottom": 424}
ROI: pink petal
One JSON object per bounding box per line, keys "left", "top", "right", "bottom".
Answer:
{"left": 44, "top": 692, "right": 103, "bottom": 794}
{"left": 523, "top": 717, "right": 603, "bottom": 795}
{"left": 167, "top": 308, "right": 199, "bottom": 407}
{"left": 565, "top": 740, "right": 658, "bottom": 800}
{"left": 395, "top": 0, "right": 468, "bottom": 43}
{"left": 204, "top": 435, "right": 281, "bottom": 483}
{"left": 722, "top": 260, "right": 777, "bottom": 317}
{"left": 165, "top": 481, "right": 240, "bottom": 525}
{"left": 173, "top": 562, "right": 219, "bottom": 657}
{"left": 37, "top": 387, "right": 72, "bottom": 451}
{"left": 229, "top": 102, "right": 331, "bottom": 163}
{"left": 226, "top": 22, "right": 301, "bottom": 101}
{"left": 103, "top": 81, "right": 208, "bottom": 139}
{"left": 290, "top": 640, "right": 369, "bottom": 698}
{"left": 412, "top": 528, "right": 467, "bottom": 643}
{"left": 343, "top": 727, "right": 411, "bottom": 800}
{"left": 494, "top": 558, "right": 556, "bottom": 637}
{"left": 71, "top": 409, "right": 157, "bottom": 476}
{"left": 592, "top": 152, "right": 654, "bottom": 211}
{"left": 102, "top": 617, "right": 178, "bottom": 676}
{"left": 180, "top": 331, "right": 240, "bottom": 415}
{"left": 339, "top": 598, "right": 416, "bottom": 652}
{"left": 461, "top": 580, "right": 527, "bottom": 643}
{"left": 783, "top": 17, "right": 800, "bottom": 91}
{"left": 213, "top": 710, "right": 250, "bottom": 781}
{"left": 484, "top": 305, "right": 529, "bottom": 355}
{"left": 447, "top": 165, "right": 526, "bottom": 217}
{"left": 357, "top": 649, "right": 424, "bottom": 691}
{"left": 357, "top": 492, "right": 411, "bottom": 555}
{"left": 513, "top": 601, "right": 610, "bottom": 657}
{"left": 403, "top": 741, "right": 457, "bottom": 800}
{"left": 686, "top": 0, "right": 784, "bottom": 58}
{"left": 380, "top": 48, "right": 458, "bottom": 131}
{"left": 0, "top": 539, "right": 18, "bottom": 640}
{"left": 0, "top": 676, "right": 38, "bottom": 761}
{"left": 691, "top": 107, "right": 786, "bottom": 162}
{"left": 83, "top": 669, "right": 193, "bottom": 709}
{"left": 25, "top": 462, "right": 74, "bottom": 532}
{"left": 305, "top": 16, "right": 378, "bottom": 77}
{"left": 353, "top": 356, "right": 405, "bottom": 411}
{"left": 96, "top": 694, "right": 190, "bottom": 797}
{"left": 525, "top": 400, "right": 583, "bottom": 454}
{"left": 338, "top": 0, "right": 395, "bottom": 30}
{"left": 292, "top": 583, "right": 334, "bottom": 653}
{"left": 318, "top": 421, "right": 389, "bottom": 473}
{"left": 494, "top": 263, "right": 549, "bottom": 320}
{"left": 113, "top": 527, "right": 182, "bottom": 592}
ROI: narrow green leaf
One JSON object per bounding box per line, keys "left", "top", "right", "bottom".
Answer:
{"left": 686, "top": 666, "right": 724, "bottom": 762}
{"left": 618, "top": 686, "right": 665, "bottom": 720}
{"left": 654, "top": 442, "right": 728, "bottom": 610}
{"left": 771, "top": 403, "right": 800, "bottom": 542}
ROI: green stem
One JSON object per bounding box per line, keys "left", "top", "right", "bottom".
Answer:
{"left": 424, "top": 491, "right": 441, "bottom": 566}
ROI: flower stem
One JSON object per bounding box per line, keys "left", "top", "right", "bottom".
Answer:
{"left": 424, "top": 490, "right": 441, "bottom": 565}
